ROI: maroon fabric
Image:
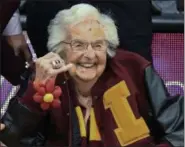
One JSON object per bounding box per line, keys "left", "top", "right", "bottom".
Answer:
{"left": 20, "top": 81, "right": 44, "bottom": 113}
{"left": 20, "top": 50, "right": 172, "bottom": 147}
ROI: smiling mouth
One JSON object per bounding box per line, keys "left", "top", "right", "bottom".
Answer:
{"left": 77, "top": 63, "right": 96, "bottom": 68}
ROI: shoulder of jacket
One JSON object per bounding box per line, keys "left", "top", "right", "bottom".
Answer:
{"left": 112, "top": 49, "right": 151, "bottom": 70}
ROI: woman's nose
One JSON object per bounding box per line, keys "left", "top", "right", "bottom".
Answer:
{"left": 84, "top": 44, "right": 96, "bottom": 59}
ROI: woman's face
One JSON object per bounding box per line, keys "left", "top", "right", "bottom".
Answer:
{"left": 64, "top": 20, "right": 107, "bottom": 82}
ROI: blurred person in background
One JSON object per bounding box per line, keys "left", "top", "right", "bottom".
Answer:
{"left": 2, "top": 9, "right": 32, "bottom": 64}
{"left": 1, "top": 0, "right": 32, "bottom": 85}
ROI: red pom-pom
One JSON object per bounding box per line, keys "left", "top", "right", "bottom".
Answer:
{"left": 33, "top": 79, "right": 62, "bottom": 111}
{"left": 52, "top": 99, "right": 61, "bottom": 108}
{"left": 33, "top": 81, "right": 40, "bottom": 91}
{"left": 37, "top": 87, "right": 46, "bottom": 96}
{"left": 40, "top": 103, "right": 50, "bottom": 110}
{"left": 33, "top": 93, "right": 43, "bottom": 103}
{"left": 46, "top": 79, "right": 55, "bottom": 93}
{"left": 53, "top": 86, "right": 62, "bottom": 98}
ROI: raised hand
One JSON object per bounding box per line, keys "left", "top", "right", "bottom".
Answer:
{"left": 34, "top": 52, "right": 73, "bottom": 84}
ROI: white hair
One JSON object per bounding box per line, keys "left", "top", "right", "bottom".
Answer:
{"left": 47, "top": 3, "right": 119, "bottom": 57}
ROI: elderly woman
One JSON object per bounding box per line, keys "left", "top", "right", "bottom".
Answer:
{"left": 0, "top": 4, "right": 183, "bottom": 147}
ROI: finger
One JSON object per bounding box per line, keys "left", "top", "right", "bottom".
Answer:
{"left": 39, "top": 75, "right": 57, "bottom": 86}
{"left": 54, "top": 48, "right": 62, "bottom": 54}
{"left": 0, "top": 123, "right": 5, "bottom": 131}
{"left": 50, "top": 56, "right": 66, "bottom": 70}
{"left": 14, "top": 49, "right": 20, "bottom": 56}
{"left": 49, "top": 53, "right": 63, "bottom": 62}
{"left": 39, "top": 59, "right": 51, "bottom": 69}
{"left": 22, "top": 48, "right": 32, "bottom": 62}
{"left": 50, "top": 60, "right": 65, "bottom": 70}
{"left": 35, "top": 58, "right": 51, "bottom": 68}
{"left": 42, "top": 52, "right": 56, "bottom": 59}
{"left": 56, "top": 63, "right": 74, "bottom": 73}
{"left": 37, "top": 56, "right": 62, "bottom": 68}
{"left": 50, "top": 56, "right": 65, "bottom": 64}
{"left": 37, "top": 52, "right": 63, "bottom": 66}
{"left": 50, "top": 63, "right": 74, "bottom": 75}
{"left": 36, "top": 65, "right": 52, "bottom": 82}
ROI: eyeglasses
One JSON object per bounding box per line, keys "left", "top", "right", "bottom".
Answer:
{"left": 61, "top": 39, "right": 108, "bottom": 52}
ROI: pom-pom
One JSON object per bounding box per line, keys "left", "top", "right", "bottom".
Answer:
{"left": 33, "top": 93, "right": 43, "bottom": 103}
{"left": 43, "top": 93, "right": 54, "bottom": 103}
{"left": 33, "top": 79, "right": 62, "bottom": 110}
{"left": 41, "top": 103, "right": 50, "bottom": 110}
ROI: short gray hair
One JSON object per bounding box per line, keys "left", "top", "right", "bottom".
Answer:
{"left": 47, "top": 3, "right": 119, "bottom": 57}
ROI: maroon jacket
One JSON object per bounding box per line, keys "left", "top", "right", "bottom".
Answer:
{"left": 0, "top": 50, "right": 183, "bottom": 147}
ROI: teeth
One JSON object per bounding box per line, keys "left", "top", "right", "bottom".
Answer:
{"left": 79, "top": 63, "right": 94, "bottom": 68}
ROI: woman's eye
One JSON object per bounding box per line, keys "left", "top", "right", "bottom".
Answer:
{"left": 95, "top": 44, "right": 102, "bottom": 48}
{"left": 74, "top": 44, "right": 83, "bottom": 48}
{"left": 76, "top": 44, "right": 82, "bottom": 47}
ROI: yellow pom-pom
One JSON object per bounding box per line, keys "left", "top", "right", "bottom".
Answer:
{"left": 43, "top": 93, "right": 54, "bottom": 103}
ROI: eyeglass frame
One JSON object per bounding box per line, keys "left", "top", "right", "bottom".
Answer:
{"left": 60, "top": 39, "right": 109, "bottom": 52}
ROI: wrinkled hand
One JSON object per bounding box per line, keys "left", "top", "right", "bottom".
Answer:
{"left": 34, "top": 52, "right": 73, "bottom": 84}
{"left": 0, "top": 123, "right": 5, "bottom": 131}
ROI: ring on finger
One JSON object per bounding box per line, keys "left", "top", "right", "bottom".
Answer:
{"left": 51, "top": 60, "right": 62, "bottom": 69}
